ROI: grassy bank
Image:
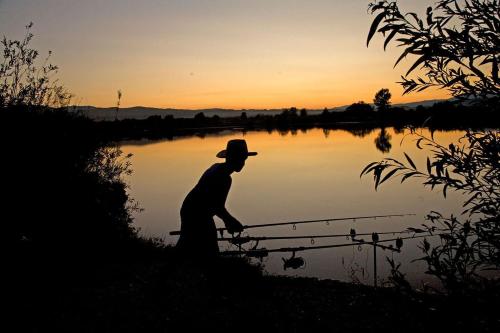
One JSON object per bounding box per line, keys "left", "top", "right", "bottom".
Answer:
{"left": 7, "top": 244, "right": 500, "bottom": 332}
{"left": 3, "top": 107, "right": 499, "bottom": 332}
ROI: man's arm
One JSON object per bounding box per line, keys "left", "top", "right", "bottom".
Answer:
{"left": 216, "top": 208, "right": 244, "bottom": 234}
{"left": 213, "top": 176, "right": 243, "bottom": 234}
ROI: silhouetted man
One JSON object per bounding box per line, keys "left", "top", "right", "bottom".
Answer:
{"left": 176, "top": 139, "right": 257, "bottom": 257}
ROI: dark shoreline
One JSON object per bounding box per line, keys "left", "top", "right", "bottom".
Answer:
{"left": 4, "top": 101, "right": 499, "bottom": 144}
{"left": 94, "top": 103, "right": 500, "bottom": 142}
{"left": 3, "top": 105, "right": 499, "bottom": 331}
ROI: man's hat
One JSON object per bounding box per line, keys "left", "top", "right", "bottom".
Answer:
{"left": 216, "top": 139, "right": 258, "bottom": 158}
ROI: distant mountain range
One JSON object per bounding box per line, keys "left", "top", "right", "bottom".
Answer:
{"left": 73, "top": 99, "right": 447, "bottom": 121}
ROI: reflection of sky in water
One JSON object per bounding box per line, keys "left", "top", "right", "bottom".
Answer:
{"left": 121, "top": 128, "right": 465, "bottom": 286}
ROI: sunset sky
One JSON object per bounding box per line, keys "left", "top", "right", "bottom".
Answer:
{"left": 0, "top": 0, "right": 451, "bottom": 109}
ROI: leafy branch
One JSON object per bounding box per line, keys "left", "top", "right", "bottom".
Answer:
{"left": 367, "top": 0, "right": 500, "bottom": 99}
{"left": 361, "top": 129, "right": 500, "bottom": 292}
{"left": 0, "top": 22, "right": 71, "bottom": 108}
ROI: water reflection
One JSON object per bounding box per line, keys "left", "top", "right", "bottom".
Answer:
{"left": 374, "top": 128, "right": 392, "bottom": 153}
{"left": 345, "top": 127, "right": 375, "bottom": 138}
{"left": 121, "top": 127, "right": 465, "bottom": 285}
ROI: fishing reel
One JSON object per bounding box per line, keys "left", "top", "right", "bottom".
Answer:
{"left": 282, "top": 251, "right": 306, "bottom": 270}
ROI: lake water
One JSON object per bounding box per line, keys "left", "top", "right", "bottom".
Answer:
{"left": 121, "top": 127, "right": 466, "bottom": 286}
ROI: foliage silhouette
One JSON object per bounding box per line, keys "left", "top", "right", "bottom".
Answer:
{"left": 194, "top": 111, "right": 206, "bottom": 121}
{"left": 367, "top": 0, "right": 500, "bottom": 100}
{"left": 374, "top": 88, "right": 392, "bottom": 111}
{"left": 365, "top": 1, "right": 500, "bottom": 294}
{"left": 115, "top": 89, "right": 122, "bottom": 121}
{"left": 362, "top": 129, "right": 500, "bottom": 293}
{"left": 346, "top": 101, "right": 374, "bottom": 113}
{"left": 0, "top": 23, "right": 71, "bottom": 108}
{"left": 4, "top": 109, "right": 140, "bottom": 257}
{"left": 2, "top": 26, "right": 139, "bottom": 267}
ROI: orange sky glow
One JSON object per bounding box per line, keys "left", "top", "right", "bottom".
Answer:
{"left": 0, "top": 0, "right": 451, "bottom": 109}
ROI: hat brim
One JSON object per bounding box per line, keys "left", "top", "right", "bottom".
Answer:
{"left": 216, "top": 150, "right": 258, "bottom": 158}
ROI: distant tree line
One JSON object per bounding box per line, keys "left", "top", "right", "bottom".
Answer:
{"left": 90, "top": 98, "right": 499, "bottom": 141}
{"left": 81, "top": 84, "right": 498, "bottom": 141}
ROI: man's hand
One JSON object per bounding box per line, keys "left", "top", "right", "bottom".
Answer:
{"left": 224, "top": 216, "right": 244, "bottom": 234}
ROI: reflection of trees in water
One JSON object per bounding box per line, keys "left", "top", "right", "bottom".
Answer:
{"left": 346, "top": 127, "right": 375, "bottom": 138}
{"left": 278, "top": 129, "right": 289, "bottom": 137}
{"left": 257, "top": 126, "right": 398, "bottom": 148}
{"left": 393, "top": 126, "right": 405, "bottom": 135}
{"left": 374, "top": 128, "right": 392, "bottom": 153}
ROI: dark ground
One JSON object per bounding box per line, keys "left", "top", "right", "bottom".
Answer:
{"left": 4, "top": 107, "right": 499, "bottom": 332}
{"left": 7, "top": 248, "right": 500, "bottom": 333}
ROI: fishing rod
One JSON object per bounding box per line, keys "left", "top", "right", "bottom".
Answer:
{"left": 169, "top": 213, "right": 416, "bottom": 236}
{"left": 221, "top": 233, "right": 440, "bottom": 256}
{"left": 218, "top": 228, "right": 436, "bottom": 244}
{"left": 222, "top": 232, "right": 446, "bottom": 287}
{"left": 221, "top": 240, "right": 396, "bottom": 257}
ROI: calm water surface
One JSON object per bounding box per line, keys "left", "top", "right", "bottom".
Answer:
{"left": 121, "top": 127, "right": 465, "bottom": 286}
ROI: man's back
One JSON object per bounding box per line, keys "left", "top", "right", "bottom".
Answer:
{"left": 181, "top": 163, "right": 232, "bottom": 218}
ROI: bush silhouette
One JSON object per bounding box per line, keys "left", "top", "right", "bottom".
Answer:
{"left": 2, "top": 26, "right": 139, "bottom": 263}
{"left": 346, "top": 101, "right": 374, "bottom": 113}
